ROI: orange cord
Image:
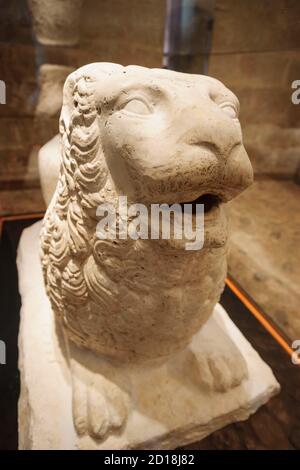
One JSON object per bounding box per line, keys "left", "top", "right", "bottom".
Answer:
{"left": 226, "top": 277, "right": 295, "bottom": 359}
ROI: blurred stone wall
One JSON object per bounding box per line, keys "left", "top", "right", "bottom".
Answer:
{"left": 0, "top": 0, "right": 166, "bottom": 208}
{"left": 162, "top": 0, "right": 300, "bottom": 179}
{"left": 208, "top": 0, "right": 300, "bottom": 179}
{"left": 1, "top": 0, "right": 300, "bottom": 212}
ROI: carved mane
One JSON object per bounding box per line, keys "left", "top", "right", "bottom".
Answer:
{"left": 41, "top": 65, "right": 113, "bottom": 340}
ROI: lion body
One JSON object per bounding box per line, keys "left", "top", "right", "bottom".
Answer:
{"left": 40, "top": 63, "right": 252, "bottom": 363}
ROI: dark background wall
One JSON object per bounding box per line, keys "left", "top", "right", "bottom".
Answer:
{"left": 0, "top": 0, "right": 166, "bottom": 214}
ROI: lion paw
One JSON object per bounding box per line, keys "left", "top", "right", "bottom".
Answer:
{"left": 184, "top": 318, "right": 249, "bottom": 393}
{"left": 192, "top": 348, "right": 248, "bottom": 393}
{"left": 70, "top": 360, "right": 130, "bottom": 440}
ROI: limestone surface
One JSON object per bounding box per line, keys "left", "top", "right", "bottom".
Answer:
{"left": 38, "top": 63, "right": 256, "bottom": 442}
{"left": 18, "top": 221, "right": 280, "bottom": 450}
{"left": 41, "top": 62, "right": 253, "bottom": 358}
{"left": 19, "top": 63, "right": 279, "bottom": 449}
{"left": 38, "top": 134, "right": 61, "bottom": 206}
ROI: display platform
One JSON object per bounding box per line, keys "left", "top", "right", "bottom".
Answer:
{"left": 0, "top": 216, "right": 299, "bottom": 450}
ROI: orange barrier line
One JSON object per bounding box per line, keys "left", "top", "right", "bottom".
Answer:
{"left": 226, "top": 277, "right": 294, "bottom": 358}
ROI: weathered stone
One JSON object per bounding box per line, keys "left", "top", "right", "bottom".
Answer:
{"left": 18, "top": 221, "right": 279, "bottom": 449}
{"left": 35, "top": 64, "right": 74, "bottom": 117}
{"left": 38, "top": 134, "right": 60, "bottom": 205}
{"left": 17, "top": 63, "right": 280, "bottom": 449}
{"left": 28, "top": 0, "right": 83, "bottom": 46}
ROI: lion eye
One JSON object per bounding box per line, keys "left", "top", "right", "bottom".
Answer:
{"left": 122, "top": 98, "right": 151, "bottom": 115}
{"left": 220, "top": 103, "right": 238, "bottom": 119}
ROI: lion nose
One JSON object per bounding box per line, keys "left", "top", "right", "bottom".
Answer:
{"left": 184, "top": 127, "right": 238, "bottom": 161}
{"left": 223, "top": 144, "right": 253, "bottom": 199}
{"left": 180, "top": 104, "right": 241, "bottom": 159}
{"left": 177, "top": 105, "right": 253, "bottom": 200}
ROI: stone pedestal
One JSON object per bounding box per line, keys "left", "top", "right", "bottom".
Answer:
{"left": 17, "top": 221, "right": 280, "bottom": 450}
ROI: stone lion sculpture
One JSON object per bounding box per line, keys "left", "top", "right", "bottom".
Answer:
{"left": 40, "top": 63, "right": 253, "bottom": 440}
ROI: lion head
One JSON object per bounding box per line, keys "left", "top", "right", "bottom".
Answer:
{"left": 40, "top": 63, "right": 252, "bottom": 363}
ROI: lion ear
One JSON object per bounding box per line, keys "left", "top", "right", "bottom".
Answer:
{"left": 59, "top": 65, "right": 96, "bottom": 131}
{"left": 60, "top": 71, "right": 77, "bottom": 132}
{"left": 58, "top": 63, "right": 125, "bottom": 198}
{"left": 60, "top": 63, "right": 124, "bottom": 129}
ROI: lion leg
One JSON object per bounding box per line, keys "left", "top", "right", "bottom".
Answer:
{"left": 180, "top": 315, "right": 249, "bottom": 393}
{"left": 67, "top": 339, "right": 131, "bottom": 440}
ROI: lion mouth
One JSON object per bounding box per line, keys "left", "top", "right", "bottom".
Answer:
{"left": 179, "top": 193, "right": 221, "bottom": 215}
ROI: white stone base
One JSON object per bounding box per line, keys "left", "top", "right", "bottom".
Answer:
{"left": 17, "top": 221, "right": 280, "bottom": 450}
